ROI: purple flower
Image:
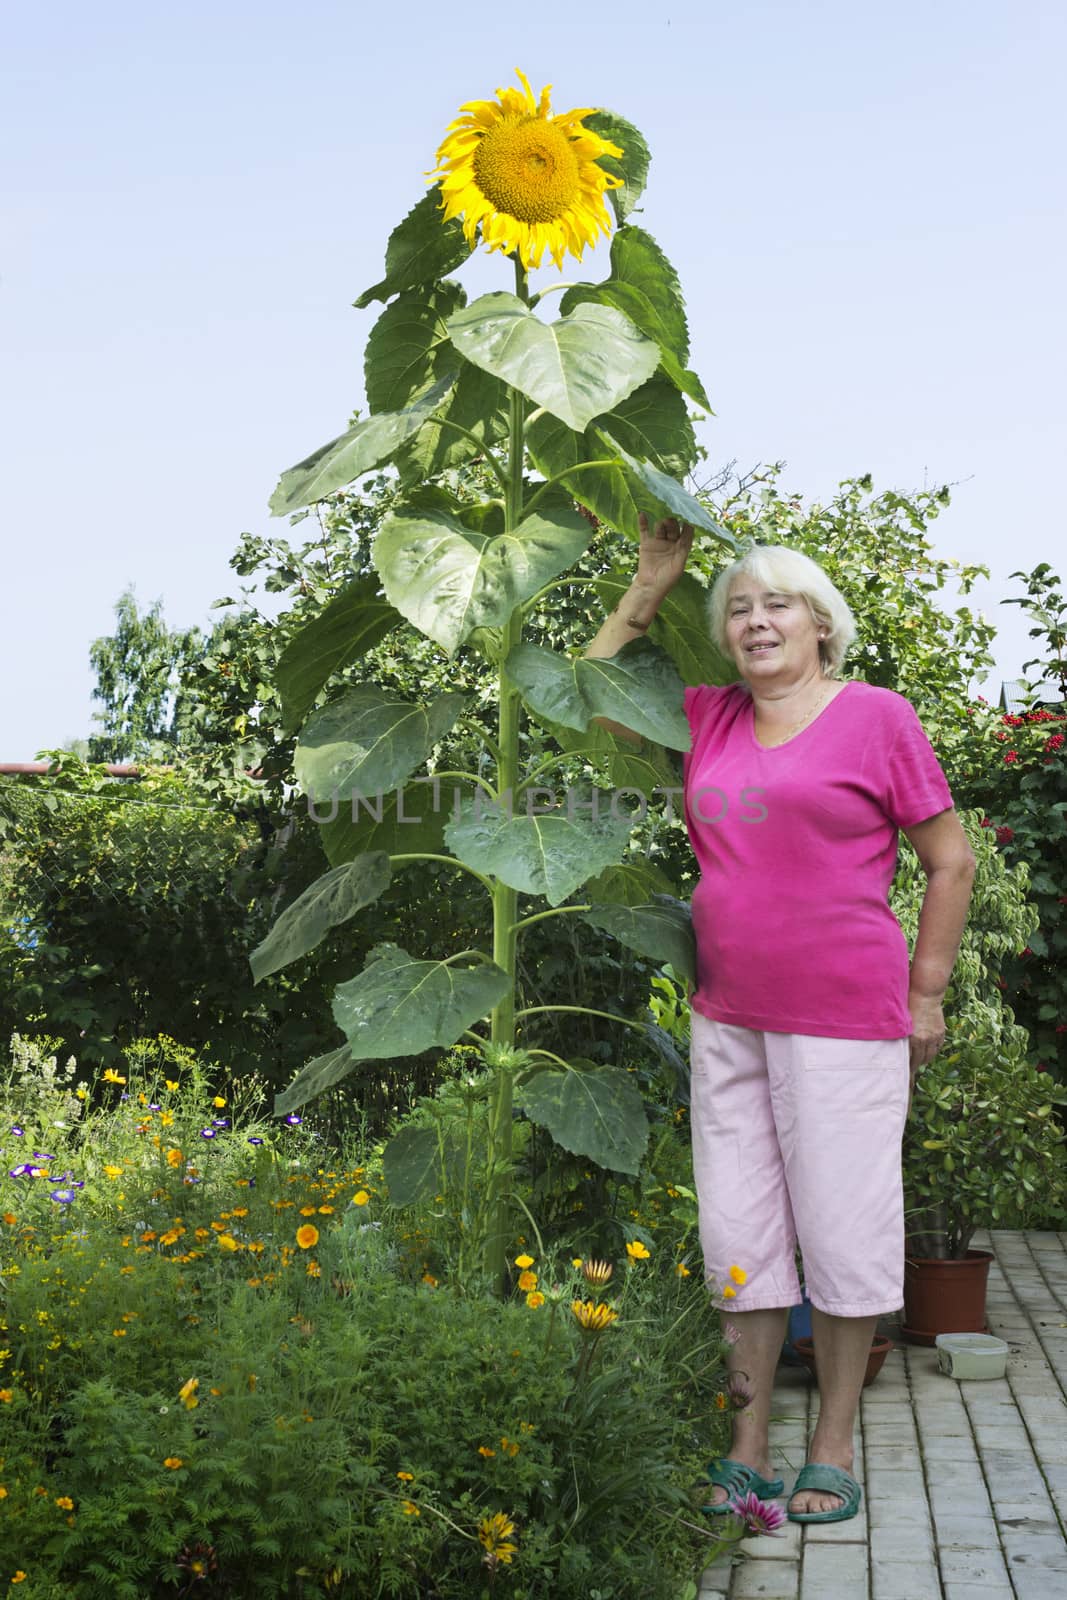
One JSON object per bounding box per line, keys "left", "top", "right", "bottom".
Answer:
{"left": 212, "top": 1118, "right": 230, "bottom": 1129}
{"left": 32, "top": 1151, "right": 56, "bottom": 1162}
{"left": 199, "top": 1128, "right": 217, "bottom": 1140}
{"left": 50, "top": 1188, "right": 77, "bottom": 1204}
{"left": 285, "top": 1114, "right": 302, "bottom": 1126}
{"left": 10, "top": 1126, "right": 23, "bottom": 1137}
{"left": 9, "top": 1163, "right": 42, "bottom": 1178}
{"left": 148, "top": 1103, "right": 161, "bottom": 1111}
{"left": 183, "top": 1174, "right": 202, "bottom": 1185}
{"left": 727, "top": 1491, "right": 786, "bottom": 1536}
{"left": 247, "top": 1137, "right": 264, "bottom": 1146}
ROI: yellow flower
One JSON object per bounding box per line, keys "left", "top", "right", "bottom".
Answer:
{"left": 163, "top": 1457, "right": 183, "bottom": 1469}
{"left": 217, "top": 1235, "right": 239, "bottom": 1253}
{"left": 102, "top": 1068, "right": 126, "bottom": 1085}
{"left": 582, "top": 1258, "right": 613, "bottom": 1287}
{"left": 478, "top": 1445, "right": 496, "bottom": 1458}
{"left": 165, "top": 1078, "right": 179, "bottom": 1091}
{"left": 626, "top": 1240, "right": 650, "bottom": 1262}
{"left": 714, "top": 1391, "right": 728, "bottom": 1410}
{"left": 396, "top": 1471, "right": 414, "bottom": 1482}
{"left": 401, "top": 1499, "right": 420, "bottom": 1516}
{"left": 570, "top": 1299, "right": 618, "bottom": 1332}
{"left": 722, "top": 1285, "right": 737, "bottom": 1299}
{"left": 514, "top": 1254, "right": 534, "bottom": 1269}
{"left": 525, "top": 1290, "right": 545, "bottom": 1309}
{"left": 212, "top": 1096, "right": 226, "bottom": 1108}
{"left": 571, "top": 1257, "right": 583, "bottom": 1269}
{"left": 421, "top": 1273, "right": 438, "bottom": 1288}
{"left": 306, "top": 1259, "right": 321, "bottom": 1278}
{"left": 11, "top": 1574, "right": 26, "bottom": 1584}
{"left": 353, "top": 1190, "right": 370, "bottom": 1207}
{"left": 166, "top": 1149, "right": 184, "bottom": 1169}
{"left": 478, "top": 1510, "right": 518, "bottom": 1564}
{"left": 2, "top": 1213, "right": 16, "bottom": 1226}
{"left": 178, "top": 1377, "right": 199, "bottom": 1410}
{"left": 431, "top": 68, "right": 623, "bottom": 270}
{"left": 517, "top": 1269, "right": 537, "bottom": 1292}
{"left": 0, "top": 1390, "right": 13, "bottom": 1403}
{"left": 55, "top": 1495, "right": 74, "bottom": 1510}
{"left": 675, "top": 1262, "right": 691, "bottom": 1278}
{"left": 159, "top": 1111, "right": 174, "bottom": 1128}
{"left": 729, "top": 1264, "right": 747, "bottom": 1286}
{"left": 103, "top": 1165, "right": 123, "bottom": 1179}
{"left": 296, "top": 1224, "right": 319, "bottom": 1250}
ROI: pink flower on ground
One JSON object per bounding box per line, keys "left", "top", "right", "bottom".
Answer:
{"left": 722, "top": 1320, "right": 741, "bottom": 1346}
{"left": 728, "top": 1491, "right": 786, "bottom": 1535}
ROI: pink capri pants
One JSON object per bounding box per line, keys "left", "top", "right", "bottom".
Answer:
{"left": 690, "top": 1012, "right": 911, "bottom": 1318}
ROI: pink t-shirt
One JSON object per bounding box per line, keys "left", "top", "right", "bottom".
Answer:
{"left": 682, "top": 679, "right": 954, "bottom": 1039}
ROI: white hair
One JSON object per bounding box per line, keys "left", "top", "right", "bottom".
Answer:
{"left": 707, "top": 544, "right": 857, "bottom": 676}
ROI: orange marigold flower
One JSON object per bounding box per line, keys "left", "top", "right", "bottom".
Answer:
{"left": 525, "top": 1290, "right": 545, "bottom": 1309}
{"left": 296, "top": 1224, "right": 319, "bottom": 1250}
{"left": 163, "top": 1457, "right": 183, "bottom": 1469}
{"left": 517, "top": 1269, "right": 537, "bottom": 1292}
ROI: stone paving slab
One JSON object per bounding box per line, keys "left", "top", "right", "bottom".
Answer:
{"left": 697, "top": 1229, "right": 1067, "bottom": 1598}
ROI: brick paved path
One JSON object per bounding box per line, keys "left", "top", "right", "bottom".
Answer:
{"left": 698, "top": 1230, "right": 1067, "bottom": 1600}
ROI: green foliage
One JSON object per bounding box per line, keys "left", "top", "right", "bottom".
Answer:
{"left": 88, "top": 588, "right": 203, "bottom": 762}
{"left": 892, "top": 812, "right": 1067, "bottom": 1254}
{"left": 949, "top": 564, "right": 1067, "bottom": 1081}
{"left": 0, "top": 1040, "right": 733, "bottom": 1598}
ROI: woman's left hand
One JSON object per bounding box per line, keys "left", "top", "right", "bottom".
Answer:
{"left": 907, "top": 991, "right": 946, "bottom": 1087}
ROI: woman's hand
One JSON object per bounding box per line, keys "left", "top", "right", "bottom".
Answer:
{"left": 907, "top": 990, "right": 946, "bottom": 1099}
{"left": 635, "top": 513, "right": 693, "bottom": 596}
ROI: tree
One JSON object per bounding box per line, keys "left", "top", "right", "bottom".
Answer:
{"left": 88, "top": 588, "right": 203, "bottom": 762}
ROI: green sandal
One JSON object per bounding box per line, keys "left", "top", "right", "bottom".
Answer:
{"left": 702, "top": 1457, "right": 785, "bottom": 1514}
{"left": 786, "top": 1462, "right": 862, "bottom": 1523}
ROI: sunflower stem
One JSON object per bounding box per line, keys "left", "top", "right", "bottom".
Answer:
{"left": 519, "top": 462, "right": 621, "bottom": 521}
{"left": 485, "top": 255, "right": 531, "bottom": 1294}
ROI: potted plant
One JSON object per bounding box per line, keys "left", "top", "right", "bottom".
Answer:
{"left": 892, "top": 812, "right": 1067, "bottom": 1343}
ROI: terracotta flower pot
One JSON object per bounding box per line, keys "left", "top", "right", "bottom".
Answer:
{"left": 790, "top": 1334, "right": 893, "bottom": 1388}
{"left": 901, "top": 1249, "right": 993, "bottom": 1347}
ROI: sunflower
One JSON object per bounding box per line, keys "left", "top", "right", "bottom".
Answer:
{"left": 432, "top": 69, "right": 623, "bottom": 271}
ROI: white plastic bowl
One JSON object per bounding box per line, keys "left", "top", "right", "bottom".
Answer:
{"left": 935, "top": 1332, "right": 1009, "bottom": 1380}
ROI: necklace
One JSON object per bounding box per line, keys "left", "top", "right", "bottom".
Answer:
{"left": 754, "top": 681, "right": 838, "bottom": 747}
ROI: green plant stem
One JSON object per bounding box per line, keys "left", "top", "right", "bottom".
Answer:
{"left": 510, "top": 904, "right": 591, "bottom": 936}
{"left": 455, "top": 722, "right": 504, "bottom": 766}
{"left": 388, "top": 853, "right": 494, "bottom": 895}
{"left": 485, "top": 254, "right": 530, "bottom": 1292}
{"left": 520, "top": 462, "right": 620, "bottom": 522}
{"left": 426, "top": 768, "right": 499, "bottom": 800}
{"left": 515, "top": 1004, "right": 650, "bottom": 1034}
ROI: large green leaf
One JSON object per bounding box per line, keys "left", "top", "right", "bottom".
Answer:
{"left": 331, "top": 943, "right": 511, "bottom": 1059}
{"left": 364, "top": 283, "right": 464, "bottom": 414}
{"left": 374, "top": 501, "right": 592, "bottom": 657}
{"left": 444, "top": 798, "right": 632, "bottom": 906}
{"left": 581, "top": 896, "right": 695, "bottom": 984}
{"left": 394, "top": 357, "right": 511, "bottom": 485}
{"left": 276, "top": 576, "right": 401, "bottom": 733}
{"left": 595, "top": 434, "right": 733, "bottom": 541}
{"left": 585, "top": 111, "right": 651, "bottom": 225}
{"left": 582, "top": 858, "right": 680, "bottom": 906}
{"left": 270, "top": 376, "right": 453, "bottom": 515}
{"left": 526, "top": 390, "right": 720, "bottom": 542}
{"left": 249, "top": 852, "right": 392, "bottom": 983}
{"left": 447, "top": 294, "right": 659, "bottom": 432}
{"left": 354, "top": 192, "right": 471, "bottom": 309}
{"left": 504, "top": 638, "right": 690, "bottom": 751}
{"left": 274, "top": 1045, "right": 355, "bottom": 1118}
{"left": 382, "top": 1125, "right": 440, "bottom": 1208}
{"left": 537, "top": 713, "right": 680, "bottom": 800}
{"left": 516, "top": 1060, "right": 649, "bottom": 1175}
{"left": 295, "top": 685, "right": 468, "bottom": 804}
{"left": 317, "top": 776, "right": 478, "bottom": 865}
{"left": 592, "top": 570, "right": 738, "bottom": 687}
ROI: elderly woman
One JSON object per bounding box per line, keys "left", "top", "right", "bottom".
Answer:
{"left": 583, "top": 515, "right": 976, "bottom": 1523}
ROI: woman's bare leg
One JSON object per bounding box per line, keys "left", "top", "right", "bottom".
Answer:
{"left": 787, "top": 1308, "right": 878, "bottom": 1515}
{"left": 705, "top": 1306, "right": 790, "bottom": 1504}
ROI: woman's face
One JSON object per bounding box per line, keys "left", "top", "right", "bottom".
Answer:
{"left": 725, "top": 579, "right": 822, "bottom": 685}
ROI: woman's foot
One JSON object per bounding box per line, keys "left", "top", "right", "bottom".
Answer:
{"left": 705, "top": 1455, "right": 779, "bottom": 1506}
{"left": 788, "top": 1450, "right": 855, "bottom": 1516}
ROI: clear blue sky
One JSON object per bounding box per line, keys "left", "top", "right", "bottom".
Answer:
{"left": 2, "top": 0, "right": 1064, "bottom": 758}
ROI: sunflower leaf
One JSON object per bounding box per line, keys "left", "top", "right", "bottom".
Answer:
{"left": 250, "top": 853, "right": 392, "bottom": 983}
{"left": 585, "top": 111, "right": 651, "bottom": 226}
{"left": 269, "top": 375, "right": 454, "bottom": 515}
{"left": 580, "top": 897, "right": 696, "bottom": 985}
{"left": 354, "top": 192, "right": 472, "bottom": 309}
{"left": 274, "top": 1046, "right": 356, "bottom": 1118}
{"left": 535, "top": 711, "right": 681, "bottom": 800}
{"left": 373, "top": 500, "right": 592, "bottom": 656}
{"left": 330, "top": 943, "right": 511, "bottom": 1059}
{"left": 276, "top": 575, "right": 402, "bottom": 733}
{"left": 503, "top": 638, "right": 690, "bottom": 752}
{"left": 444, "top": 798, "right": 633, "bottom": 906}
{"left": 394, "top": 358, "right": 511, "bottom": 484}
{"left": 316, "top": 777, "right": 481, "bottom": 866}
{"left": 364, "top": 283, "right": 465, "bottom": 414}
{"left": 582, "top": 858, "right": 680, "bottom": 906}
{"left": 294, "top": 685, "right": 469, "bottom": 806}
{"left": 515, "top": 1060, "right": 649, "bottom": 1175}
{"left": 593, "top": 433, "right": 733, "bottom": 541}
{"left": 448, "top": 294, "right": 659, "bottom": 433}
